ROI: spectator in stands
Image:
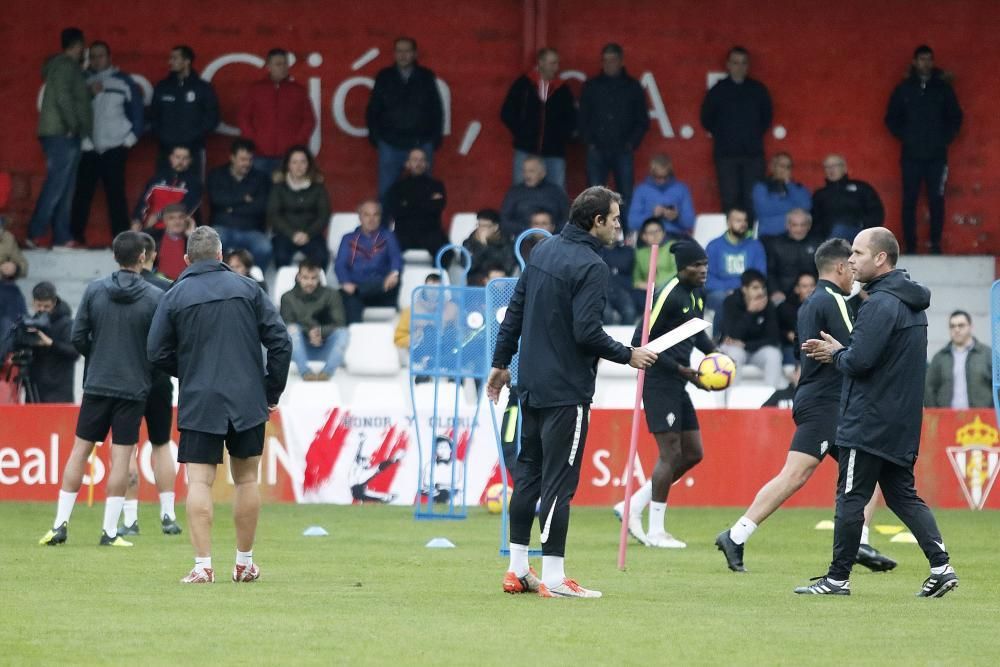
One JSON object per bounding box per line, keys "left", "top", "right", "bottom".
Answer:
{"left": 150, "top": 45, "right": 220, "bottom": 176}
{"left": 280, "top": 261, "right": 348, "bottom": 381}
{"left": 600, "top": 230, "right": 636, "bottom": 325}
{"left": 384, "top": 147, "right": 447, "bottom": 258}
{"left": 207, "top": 138, "right": 272, "bottom": 270}
{"left": 925, "top": 311, "right": 993, "bottom": 408}
{"left": 627, "top": 154, "right": 696, "bottom": 237}
{"left": 225, "top": 248, "right": 267, "bottom": 292}
{"left": 0, "top": 280, "right": 27, "bottom": 349}
{"left": 1, "top": 218, "right": 28, "bottom": 341}
{"left": 633, "top": 218, "right": 676, "bottom": 294}
{"left": 132, "top": 144, "right": 203, "bottom": 230}
{"left": 268, "top": 145, "right": 331, "bottom": 269}
{"left": 579, "top": 43, "right": 649, "bottom": 220}
{"left": 28, "top": 28, "right": 91, "bottom": 249}
{"left": 25, "top": 281, "right": 78, "bottom": 403}
{"left": 366, "top": 37, "right": 444, "bottom": 198}
{"left": 718, "top": 269, "right": 783, "bottom": 388}
{"left": 462, "top": 209, "right": 516, "bottom": 277}
{"left": 499, "top": 157, "right": 568, "bottom": 240}
{"left": 776, "top": 272, "right": 816, "bottom": 364}
{"left": 811, "top": 154, "right": 885, "bottom": 242}
{"left": 500, "top": 48, "right": 575, "bottom": 189}
{"left": 1, "top": 217, "right": 29, "bottom": 280}
{"left": 885, "top": 45, "right": 963, "bottom": 255}
{"left": 70, "top": 41, "right": 144, "bottom": 247}
{"left": 149, "top": 203, "right": 194, "bottom": 281}
{"left": 705, "top": 207, "right": 767, "bottom": 316}
{"left": 699, "top": 46, "right": 772, "bottom": 220}
{"left": 752, "top": 152, "right": 811, "bottom": 240}
{"left": 765, "top": 208, "right": 820, "bottom": 304}
{"left": 395, "top": 272, "right": 442, "bottom": 352}
{"left": 528, "top": 209, "right": 557, "bottom": 234}
{"left": 334, "top": 199, "right": 403, "bottom": 323}
{"left": 238, "top": 48, "right": 316, "bottom": 176}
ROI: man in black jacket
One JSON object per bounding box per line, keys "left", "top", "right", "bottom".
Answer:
{"left": 719, "top": 269, "right": 783, "bottom": 388}
{"left": 384, "top": 147, "right": 447, "bottom": 257}
{"left": 366, "top": 37, "right": 444, "bottom": 199}
{"left": 700, "top": 46, "right": 772, "bottom": 220}
{"left": 487, "top": 186, "right": 657, "bottom": 598}
{"left": 500, "top": 48, "right": 575, "bottom": 190}
{"left": 206, "top": 138, "right": 272, "bottom": 269}
{"left": 579, "top": 43, "right": 649, "bottom": 223}
{"left": 38, "top": 231, "right": 163, "bottom": 549}
{"left": 811, "top": 154, "right": 884, "bottom": 241}
{"left": 765, "top": 208, "right": 819, "bottom": 303}
{"left": 24, "top": 281, "right": 78, "bottom": 403}
{"left": 884, "top": 45, "right": 963, "bottom": 254}
{"left": 799, "top": 227, "right": 957, "bottom": 597}
{"left": 148, "top": 226, "right": 290, "bottom": 584}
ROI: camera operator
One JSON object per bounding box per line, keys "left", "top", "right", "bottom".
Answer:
{"left": 25, "top": 282, "right": 79, "bottom": 402}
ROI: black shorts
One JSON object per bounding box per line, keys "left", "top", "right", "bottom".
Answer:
{"left": 144, "top": 378, "right": 174, "bottom": 445}
{"left": 75, "top": 394, "right": 146, "bottom": 445}
{"left": 178, "top": 421, "right": 266, "bottom": 465}
{"left": 643, "top": 382, "right": 698, "bottom": 434}
{"left": 790, "top": 402, "right": 840, "bottom": 461}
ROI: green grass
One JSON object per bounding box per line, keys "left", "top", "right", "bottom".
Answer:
{"left": 2, "top": 502, "right": 998, "bottom": 665}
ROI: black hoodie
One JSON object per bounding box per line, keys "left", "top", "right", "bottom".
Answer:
{"left": 31, "top": 299, "right": 79, "bottom": 403}
{"left": 72, "top": 270, "right": 163, "bottom": 401}
{"left": 833, "top": 269, "right": 930, "bottom": 466}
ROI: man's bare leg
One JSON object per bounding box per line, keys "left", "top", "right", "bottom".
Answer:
{"left": 101, "top": 443, "right": 136, "bottom": 543}
{"left": 230, "top": 455, "right": 261, "bottom": 581}
{"left": 39, "top": 437, "right": 96, "bottom": 543}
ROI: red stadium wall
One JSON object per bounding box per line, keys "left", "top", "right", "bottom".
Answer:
{"left": 2, "top": 0, "right": 998, "bottom": 252}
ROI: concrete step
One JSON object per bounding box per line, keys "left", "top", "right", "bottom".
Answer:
{"left": 897, "top": 256, "right": 996, "bottom": 286}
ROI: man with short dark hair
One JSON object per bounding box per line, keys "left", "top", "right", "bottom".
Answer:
{"left": 718, "top": 269, "right": 783, "bottom": 387}
{"left": 799, "top": 227, "right": 957, "bottom": 597}
{"left": 150, "top": 45, "right": 220, "bottom": 176}
{"left": 366, "top": 37, "right": 444, "bottom": 198}
{"left": 148, "top": 226, "right": 291, "bottom": 583}
{"left": 334, "top": 199, "right": 403, "bottom": 323}
{"left": 24, "top": 282, "right": 78, "bottom": 403}
{"left": 811, "top": 154, "right": 884, "bottom": 242}
{"left": 28, "top": 28, "right": 92, "bottom": 248}
{"left": 132, "top": 145, "right": 203, "bottom": 231}
{"left": 39, "top": 231, "right": 163, "bottom": 548}
{"left": 488, "top": 185, "right": 657, "bottom": 598}
{"left": 207, "top": 138, "right": 272, "bottom": 270}
{"left": 705, "top": 207, "right": 767, "bottom": 317}
{"left": 384, "top": 147, "right": 447, "bottom": 257}
{"left": 925, "top": 311, "right": 993, "bottom": 408}
{"left": 461, "top": 209, "right": 516, "bottom": 277}
{"left": 500, "top": 156, "right": 569, "bottom": 240}
{"left": 281, "top": 261, "right": 349, "bottom": 381}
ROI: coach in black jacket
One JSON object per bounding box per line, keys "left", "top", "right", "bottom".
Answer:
{"left": 800, "top": 227, "right": 956, "bottom": 597}
{"left": 487, "top": 187, "right": 656, "bottom": 598}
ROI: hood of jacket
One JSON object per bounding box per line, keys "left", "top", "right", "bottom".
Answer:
{"left": 866, "top": 269, "right": 930, "bottom": 312}
{"left": 176, "top": 260, "right": 233, "bottom": 283}
{"left": 102, "top": 270, "right": 150, "bottom": 303}
{"left": 50, "top": 298, "right": 72, "bottom": 322}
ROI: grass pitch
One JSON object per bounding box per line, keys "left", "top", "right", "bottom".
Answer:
{"left": 2, "top": 502, "right": 998, "bottom": 665}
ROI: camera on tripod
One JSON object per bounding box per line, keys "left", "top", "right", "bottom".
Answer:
{"left": 7, "top": 312, "right": 51, "bottom": 361}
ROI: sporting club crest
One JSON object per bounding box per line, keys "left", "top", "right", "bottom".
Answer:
{"left": 945, "top": 416, "right": 1000, "bottom": 510}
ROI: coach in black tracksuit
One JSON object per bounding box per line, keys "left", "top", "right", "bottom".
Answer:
{"left": 799, "top": 227, "right": 957, "bottom": 597}
{"left": 488, "top": 187, "right": 655, "bottom": 597}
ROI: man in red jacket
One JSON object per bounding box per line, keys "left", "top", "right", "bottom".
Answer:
{"left": 238, "top": 48, "right": 316, "bottom": 175}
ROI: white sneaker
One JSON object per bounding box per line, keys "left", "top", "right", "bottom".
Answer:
{"left": 539, "top": 578, "right": 602, "bottom": 598}
{"left": 613, "top": 502, "right": 649, "bottom": 546}
{"left": 646, "top": 531, "right": 687, "bottom": 549}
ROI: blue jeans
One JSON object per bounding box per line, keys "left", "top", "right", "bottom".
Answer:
{"left": 586, "top": 148, "right": 634, "bottom": 225}
{"left": 378, "top": 141, "right": 434, "bottom": 198}
{"left": 513, "top": 149, "right": 565, "bottom": 190}
{"left": 29, "top": 136, "right": 82, "bottom": 244}
{"left": 291, "top": 327, "right": 349, "bottom": 375}
{"left": 216, "top": 227, "right": 273, "bottom": 271}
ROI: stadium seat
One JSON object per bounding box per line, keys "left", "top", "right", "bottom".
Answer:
{"left": 402, "top": 248, "right": 433, "bottom": 265}
{"left": 327, "top": 212, "right": 360, "bottom": 259}
{"left": 352, "top": 380, "right": 406, "bottom": 410}
{"left": 344, "top": 323, "right": 401, "bottom": 376}
{"left": 362, "top": 307, "right": 398, "bottom": 323}
{"left": 448, "top": 212, "right": 478, "bottom": 247}
{"left": 693, "top": 213, "right": 727, "bottom": 250}
{"left": 400, "top": 265, "right": 440, "bottom": 308}
{"left": 271, "top": 265, "right": 326, "bottom": 306}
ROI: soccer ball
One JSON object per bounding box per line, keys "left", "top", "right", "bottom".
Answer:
{"left": 485, "top": 483, "right": 510, "bottom": 514}
{"left": 698, "top": 353, "right": 736, "bottom": 390}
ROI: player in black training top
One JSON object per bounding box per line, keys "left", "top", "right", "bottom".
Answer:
{"left": 715, "top": 238, "right": 896, "bottom": 572}
{"left": 615, "top": 240, "right": 715, "bottom": 549}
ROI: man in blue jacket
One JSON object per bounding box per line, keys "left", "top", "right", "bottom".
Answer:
{"left": 334, "top": 199, "right": 403, "bottom": 323}
{"left": 704, "top": 207, "right": 766, "bottom": 316}
{"left": 487, "top": 186, "right": 657, "bottom": 599}
{"left": 752, "top": 152, "right": 811, "bottom": 240}
{"left": 147, "top": 226, "right": 291, "bottom": 584}
{"left": 627, "top": 154, "right": 695, "bottom": 237}
{"left": 798, "top": 227, "right": 957, "bottom": 597}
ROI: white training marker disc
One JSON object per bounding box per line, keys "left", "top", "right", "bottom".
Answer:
{"left": 680, "top": 124, "right": 694, "bottom": 139}
{"left": 466, "top": 311, "right": 485, "bottom": 329}
{"left": 495, "top": 306, "right": 508, "bottom": 323}
{"left": 773, "top": 125, "right": 787, "bottom": 139}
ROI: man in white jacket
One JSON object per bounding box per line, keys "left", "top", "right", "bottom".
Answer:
{"left": 70, "top": 41, "right": 144, "bottom": 246}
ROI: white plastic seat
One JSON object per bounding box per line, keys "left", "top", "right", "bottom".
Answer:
{"left": 399, "top": 266, "right": 441, "bottom": 308}
{"left": 402, "top": 248, "right": 433, "bottom": 265}
{"left": 693, "top": 213, "right": 727, "bottom": 250}
{"left": 344, "top": 322, "right": 401, "bottom": 376}
{"left": 448, "top": 212, "right": 478, "bottom": 247}
{"left": 327, "top": 213, "right": 360, "bottom": 259}
{"left": 362, "top": 307, "right": 398, "bottom": 323}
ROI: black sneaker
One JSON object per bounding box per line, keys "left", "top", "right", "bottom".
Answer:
{"left": 715, "top": 530, "right": 746, "bottom": 572}
{"left": 794, "top": 576, "right": 850, "bottom": 595}
{"left": 856, "top": 543, "right": 897, "bottom": 572}
{"left": 119, "top": 521, "right": 140, "bottom": 536}
{"left": 917, "top": 567, "right": 958, "bottom": 598}
{"left": 161, "top": 515, "right": 183, "bottom": 535}
{"left": 99, "top": 532, "right": 133, "bottom": 547}
{"left": 38, "top": 522, "right": 68, "bottom": 546}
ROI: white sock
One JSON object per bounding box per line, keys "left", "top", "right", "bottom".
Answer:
{"left": 541, "top": 555, "right": 565, "bottom": 589}
{"left": 195, "top": 556, "right": 212, "bottom": 572}
{"left": 630, "top": 481, "right": 653, "bottom": 516}
{"left": 159, "top": 492, "right": 176, "bottom": 520}
{"left": 508, "top": 543, "right": 529, "bottom": 577}
{"left": 729, "top": 516, "right": 758, "bottom": 545}
{"left": 930, "top": 564, "right": 953, "bottom": 575}
{"left": 123, "top": 499, "right": 139, "bottom": 526}
{"left": 54, "top": 490, "right": 78, "bottom": 528}
{"left": 648, "top": 501, "right": 667, "bottom": 535}
{"left": 860, "top": 525, "right": 870, "bottom": 545}
{"left": 102, "top": 497, "right": 125, "bottom": 537}
{"left": 236, "top": 550, "right": 253, "bottom": 567}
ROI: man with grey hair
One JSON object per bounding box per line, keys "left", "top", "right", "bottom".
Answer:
{"left": 764, "top": 208, "right": 819, "bottom": 304}
{"left": 811, "top": 154, "right": 884, "bottom": 242}
{"left": 148, "top": 225, "right": 291, "bottom": 584}
{"left": 499, "top": 156, "right": 569, "bottom": 240}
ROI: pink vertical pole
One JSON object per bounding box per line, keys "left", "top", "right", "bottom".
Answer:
{"left": 617, "top": 243, "right": 658, "bottom": 570}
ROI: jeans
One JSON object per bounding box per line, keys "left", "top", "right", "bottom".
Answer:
{"left": 252, "top": 156, "right": 282, "bottom": 177}
{"left": 272, "top": 233, "right": 330, "bottom": 270}
{"left": 714, "top": 155, "right": 765, "bottom": 221}
{"left": 901, "top": 158, "right": 947, "bottom": 253}
{"left": 216, "top": 227, "right": 273, "bottom": 270}
{"left": 378, "top": 141, "right": 434, "bottom": 198}
{"left": 513, "top": 149, "right": 565, "bottom": 190}
{"left": 290, "top": 327, "right": 349, "bottom": 376}
{"left": 29, "top": 136, "right": 82, "bottom": 245}
{"left": 586, "top": 148, "right": 634, "bottom": 225}
{"left": 70, "top": 147, "right": 130, "bottom": 244}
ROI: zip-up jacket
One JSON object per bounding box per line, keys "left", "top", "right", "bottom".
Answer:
{"left": 206, "top": 166, "right": 270, "bottom": 232}
{"left": 500, "top": 73, "right": 576, "bottom": 158}
{"left": 578, "top": 68, "right": 649, "bottom": 155}
{"left": 811, "top": 175, "right": 884, "bottom": 239}
{"left": 627, "top": 176, "right": 696, "bottom": 235}
{"left": 150, "top": 70, "right": 220, "bottom": 149}
{"left": 84, "top": 66, "right": 144, "bottom": 153}
{"left": 334, "top": 227, "right": 403, "bottom": 286}
{"left": 699, "top": 76, "right": 772, "bottom": 158}
{"left": 37, "top": 53, "right": 92, "bottom": 138}
{"left": 365, "top": 63, "right": 443, "bottom": 149}
{"left": 884, "top": 68, "right": 963, "bottom": 161}
{"left": 238, "top": 76, "right": 315, "bottom": 158}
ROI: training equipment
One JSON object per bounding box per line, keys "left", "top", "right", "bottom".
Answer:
{"left": 917, "top": 568, "right": 959, "bottom": 598}
{"left": 180, "top": 568, "right": 215, "bottom": 584}
{"left": 538, "top": 578, "right": 603, "bottom": 599}
{"left": 161, "top": 515, "right": 182, "bottom": 535}
{"left": 503, "top": 567, "right": 541, "bottom": 594}
{"left": 646, "top": 317, "right": 711, "bottom": 353}
{"left": 715, "top": 530, "right": 747, "bottom": 572}
{"left": 698, "top": 352, "right": 737, "bottom": 390}
{"left": 38, "top": 522, "right": 67, "bottom": 546}
{"left": 485, "top": 483, "right": 509, "bottom": 514}
{"left": 99, "top": 533, "right": 133, "bottom": 547}
{"left": 855, "top": 544, "right": 897, "bottom": 572}
{"left": 233, "top": 563, "right": 260, "bottom": 583}
{"left": 794, "top": 576, "right": 851, "bottom": 595}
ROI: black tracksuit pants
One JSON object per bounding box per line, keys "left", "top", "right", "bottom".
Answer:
{"left": 714, "top": 155, "right": 765, "bottom": 221}
{"left": 70, "top": 147, "right": 130, "bottom": 243}
{"left": 509, "top": 403, "right": 589, "bottom": 558}
{"left": 828, "top": 446, "right": 949, "bottom": 580}
{"left": 901, "top": 158, "right": 947, "bottom": 253}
